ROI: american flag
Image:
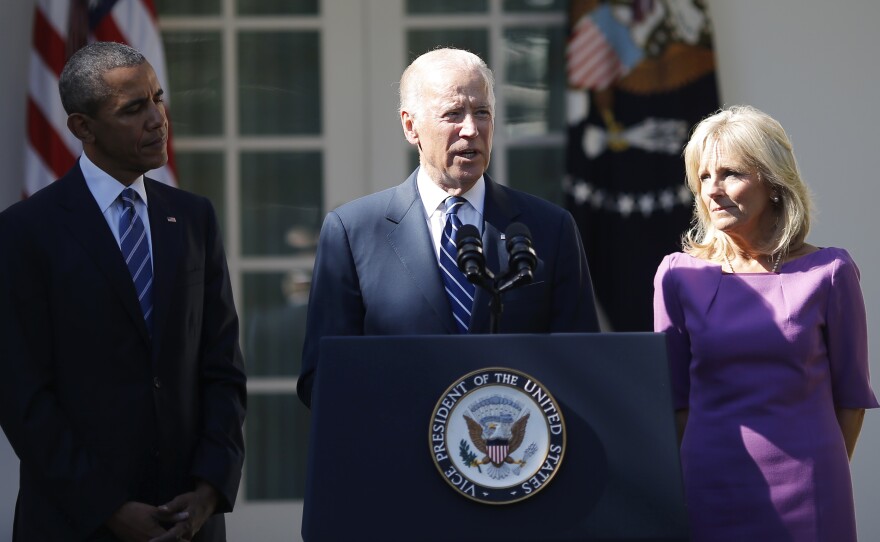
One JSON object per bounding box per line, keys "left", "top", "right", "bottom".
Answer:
{"left": 566, "top": 3, "right": 643, "bottom": 91}
{"left": 564, "top": 0, "right": 719, "bottom": 331}
{"left": 25, "top": 0, "right": 176, "bottom": 197}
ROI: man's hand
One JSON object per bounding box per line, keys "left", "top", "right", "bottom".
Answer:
{"left": 149, "top": 481, "right": 220, "bottom": 542}
{"left": 106, "top": 501, "right": 168, "bottom": 542}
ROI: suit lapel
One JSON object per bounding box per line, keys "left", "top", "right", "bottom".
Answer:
{"left": 58, "top": 165, "right": 151, "bottom": 344}
{"left": 470, "top": 176, "right": 520, "bottom": 333}
{"left": 145, "top": 180, "right": 182, "bottom": 359}
{"left": 385, "top": 171, "right": 456, "bottom": 333}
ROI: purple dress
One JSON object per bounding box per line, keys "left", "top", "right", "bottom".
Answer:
{"left": 654, "top": 248, "right": 878, "bottom": 542}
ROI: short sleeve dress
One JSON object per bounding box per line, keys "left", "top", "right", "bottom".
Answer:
{"left": 653, "top": 248, "right": 879, "bottom": 542}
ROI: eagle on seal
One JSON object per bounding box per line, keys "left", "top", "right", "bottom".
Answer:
{"left": 464, "top": 409, "right": 530, "bottom": 468}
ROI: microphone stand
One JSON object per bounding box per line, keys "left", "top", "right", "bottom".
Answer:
{"left": 487, "top": 268, "right": 533, "bottom": 333}
{"left": 488, "top": 285, "right": 502, "bottom": 335}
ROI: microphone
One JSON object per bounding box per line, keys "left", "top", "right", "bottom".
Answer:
{"left": 504, "top": 222, "right": 537, "bottom": 284}
{"left": 455, "top": 224, "right": 487, "bottom": 284}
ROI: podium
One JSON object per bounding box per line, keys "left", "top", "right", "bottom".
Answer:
{"left": 302, "top": 333, "right": 688, "bottom": 541}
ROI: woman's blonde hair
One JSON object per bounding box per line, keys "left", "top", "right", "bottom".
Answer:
{"left": 682, "top": 105, "right": 813, "bottom": 260}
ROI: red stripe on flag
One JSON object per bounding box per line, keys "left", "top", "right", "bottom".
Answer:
{"left": 27, "top": 97, "right": 76, "bottom": 179}
{"left": 92, "top": 13, "right": 127, "bottom": 44}
{"left": 32, "top": 8, "right": 67, "bottom": 77}
{"left": 568, "top": 37, "right": 606, "bottom": 77}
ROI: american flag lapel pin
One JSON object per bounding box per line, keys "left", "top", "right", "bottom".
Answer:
{"left": 167, "top": 217, "right": 177, "bottom": 223}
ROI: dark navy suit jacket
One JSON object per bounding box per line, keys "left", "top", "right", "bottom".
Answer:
{"left": 0, "top": 163, "right": 246, "bottom": 541}
{"left": 298, "top": 169, "right": 599, "bottom": 407}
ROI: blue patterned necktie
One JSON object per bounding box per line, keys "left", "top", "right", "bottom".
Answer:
{"left": 439, "top": 196, "right": 476, "bottom": 333}
{"left": 118, "top": 188, "right": 154, "bottom": 335}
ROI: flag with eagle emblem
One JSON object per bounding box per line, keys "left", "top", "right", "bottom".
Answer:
{"left": 564, "top": 0, "right": 719, "bottom": 331}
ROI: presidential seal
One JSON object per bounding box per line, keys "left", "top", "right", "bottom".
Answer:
{"left": 429, "top": 367, "right": 566, "bottom": 504}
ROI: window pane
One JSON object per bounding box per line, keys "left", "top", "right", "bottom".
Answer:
{"left": 503, "top": 0, "right": 565, "bottom": 12}
{"left": 507, "top": 146, "right": 564, "bottom": 205}
{"left": 406, "top": 0, "right": 487, "bottom": 14}
{"left": 240, "top": 151, "right": 322, "bottom": 256}
{"left": 236, "top": 0, "right": 319, "bottom": 15}
{"left": 242, "top": 271, "right": 311, "bottom": 377}
{"left": 174, "top": 151, "right": 226, "bottom": 232}
{"left": 163, "top": 31, "right": 224, "bottom": 136}
{"left": 156, "top": 0, "right": 220, "bottom": 16}
{"left": 238, "top": 32, "right": 321, "bottom": 135}
{"left": 503, "top": 26, "right": 566, "bottom": 138}
{"left": 407, "top": 30, "right": 489, "bottom": 65}
{"left": 245, "top": 393, "right": 310, "bottom": 500}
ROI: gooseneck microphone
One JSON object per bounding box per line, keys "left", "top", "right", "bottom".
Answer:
{"left": 453, "top": 221, "right": 538, "bottom": 333}
{"left": 504, "top": 222, "right": 537, "bottom": 286}
{"left": 455, "top": 224, "right": 488, "bottom": 285}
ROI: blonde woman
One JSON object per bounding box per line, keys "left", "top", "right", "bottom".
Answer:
{"left": 654, "top": 105, "right": 877, "bottom": 541}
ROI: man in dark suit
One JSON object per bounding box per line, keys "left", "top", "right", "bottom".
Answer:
{"left": 0, "top": 42, "right": 246, "bottom": 541}
{"left": 298, "top": 48, "right": 599, "bottom": 407}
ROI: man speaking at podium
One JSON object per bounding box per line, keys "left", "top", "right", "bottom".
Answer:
{"left": 298, "top": 48, "right": 599, "bottom": 407}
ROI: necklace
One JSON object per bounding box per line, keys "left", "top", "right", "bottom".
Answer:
{"left": 723, "top": 251, "right": 782, "bottom": 274}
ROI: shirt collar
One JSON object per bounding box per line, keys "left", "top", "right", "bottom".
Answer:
{"left": 79, "top": 152, "right": 148, "bottom": 213}
{"left": 416, "top": 167, "right": 486, "bottom": 217}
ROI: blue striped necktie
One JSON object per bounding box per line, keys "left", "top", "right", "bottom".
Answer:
{"left": 439, "top": 196, "right": 476, "bottom": 333}
{"left": 118, "top": 188, "right": 154, "bottom": 335}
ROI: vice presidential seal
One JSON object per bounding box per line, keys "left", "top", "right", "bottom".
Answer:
{"left": 429, "top": 367, "right": 566, "bottom": 504}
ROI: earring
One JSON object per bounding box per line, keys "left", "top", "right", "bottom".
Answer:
{"left": 771, "top": 195, "right": 780, "bottom": 203}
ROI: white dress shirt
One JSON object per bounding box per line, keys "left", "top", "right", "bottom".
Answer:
{"left": 79, "top": 153, "right": 154, "bottom": 267}
{"left": 416, "top": 168, "right": 485, "bottom": 260}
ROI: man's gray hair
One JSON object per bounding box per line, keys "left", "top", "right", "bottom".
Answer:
{"left": 399, "top": 48, "right": 495, "bottom": 118}
{"left": 59, "top": 41, "right": 147, "bottom": 116}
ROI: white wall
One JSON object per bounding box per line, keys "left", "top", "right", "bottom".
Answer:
{"left": 1, "top": 0, "right": 880, "bottom": 539}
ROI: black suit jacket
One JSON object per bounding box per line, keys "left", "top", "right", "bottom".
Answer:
{"left": 0, "top": 164, "right": 247, "bottom": 541}
{"left": 298, "top": 169, "right": 599, "bottom": 406}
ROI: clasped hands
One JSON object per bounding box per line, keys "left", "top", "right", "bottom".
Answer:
{"left": 106, "top": 481, "right": 220, "bottom": 542}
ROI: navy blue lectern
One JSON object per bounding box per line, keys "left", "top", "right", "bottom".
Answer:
{"left": 302, "top": 333, "right": 689, "bottom": 541}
